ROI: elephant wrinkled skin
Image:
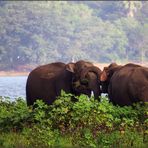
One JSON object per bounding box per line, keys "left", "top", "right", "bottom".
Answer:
{"left": 100, "top": 63, "right": 148, "bottom": 106}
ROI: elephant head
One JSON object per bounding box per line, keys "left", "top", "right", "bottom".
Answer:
{"left": 66, "top": 60, "right": 102, "bottom": 100}
{"left": 100, "top": 63, "right": 122, "bottom": 93}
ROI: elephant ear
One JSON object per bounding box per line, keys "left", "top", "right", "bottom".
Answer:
{"left": 66, "top": 63, "right": 75, "bottom": 73}
{"left": 100, "top": 69, "right": 108, "bottom": 81}
{"left": 100, "top": 64, "right": 122, "bottom": 81}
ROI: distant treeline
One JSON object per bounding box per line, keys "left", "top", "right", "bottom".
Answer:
{"left": 0, "top": 1, "right": 148, "bottom": 70}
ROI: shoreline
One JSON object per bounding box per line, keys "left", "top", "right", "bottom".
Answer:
{"left": 0, "top": 71, "right": 29, "bottom": 77}
{"left": 0, "top": 62, "right": 147, "bottom": 77}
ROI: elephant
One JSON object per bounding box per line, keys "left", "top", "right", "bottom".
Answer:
{"left": 67, "top": 60, "right": 102, "bottom": 99}
{"left": 100, "top": 63, "right": 148, "bottom": 106}
{"left": 26, "top": 60, "right": 102, "bottom": 106}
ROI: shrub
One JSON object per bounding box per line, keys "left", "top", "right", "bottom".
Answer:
{"left": 0, "top": 93, "right": 147, "bottom": 147}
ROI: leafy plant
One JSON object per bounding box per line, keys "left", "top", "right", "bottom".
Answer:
{"left": 0, "top": 93, "right": 147, "bottom": 147}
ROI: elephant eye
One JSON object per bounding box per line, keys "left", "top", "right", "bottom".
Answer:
{"left": 80, "top": 79, "right": 88, "bottom": 85}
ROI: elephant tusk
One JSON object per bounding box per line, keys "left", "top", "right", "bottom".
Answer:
{"left": 91, "top": 91, "right": 94, "bottom": 97}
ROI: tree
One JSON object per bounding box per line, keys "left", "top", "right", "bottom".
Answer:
{"left": 123, "top": 1, "right": 142, "bottom": 18}
{"left": 0, "top": 1, "right": 147, "bottom": 70}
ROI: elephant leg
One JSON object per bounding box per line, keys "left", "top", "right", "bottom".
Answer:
{"left": 87, "top": 72, "right": 101, "bottom": 100}
{"left": 140, "top": 86, "right": 148, "bottom": 102}
{"left": 92, "top": 89, "right": 100, "bottom": 101}
{"left": 108, "top": 83, "right": 114, "bottom": 104}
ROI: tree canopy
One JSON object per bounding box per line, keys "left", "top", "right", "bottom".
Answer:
{"left": 0, "top": 1, "right": 147, "bottom": 70}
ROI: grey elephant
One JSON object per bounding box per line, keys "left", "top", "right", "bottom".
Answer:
{"left": 26, "top": 60, "right": 102, "bottom": 105}
{"left": 100, "top": 63, "right": 148, "bottom": 106}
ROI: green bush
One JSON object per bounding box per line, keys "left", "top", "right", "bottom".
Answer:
{"left": 0, "top": 93, "right": 147, "bottom": 148}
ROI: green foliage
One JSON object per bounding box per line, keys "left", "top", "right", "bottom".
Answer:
{"left": 0, "top": 97, "right": 30, "bottom": 131}
{"left": 0, "top": 1, "right": 148, "bottom": 70}
{"left": 0, "top": 92, "right": 147, "bottom": 147}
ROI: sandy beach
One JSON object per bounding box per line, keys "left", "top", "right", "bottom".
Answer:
{"left": 0, "top": 71, "right": 29, "bottom": 77}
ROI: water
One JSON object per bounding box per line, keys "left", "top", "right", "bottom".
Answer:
{"left": 0, "top": 76, "right": 27, "bottom": 100}
{"left": 0, "top": 76, "right": 107, "bottom": 101}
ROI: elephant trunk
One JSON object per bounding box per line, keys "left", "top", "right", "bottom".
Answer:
{"left": 81, "top": 66, "right": 102, "bottom": 80}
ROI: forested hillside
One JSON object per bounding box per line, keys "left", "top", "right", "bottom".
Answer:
{"left": 0, "top": 1, "right": 147, "bottom": 71}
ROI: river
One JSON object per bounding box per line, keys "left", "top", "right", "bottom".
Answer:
{"left": 0, "top": 75, "right": 108, "bottom": 101}
{"left": 0, "top": 76, "right": 27, "bottom": 100}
